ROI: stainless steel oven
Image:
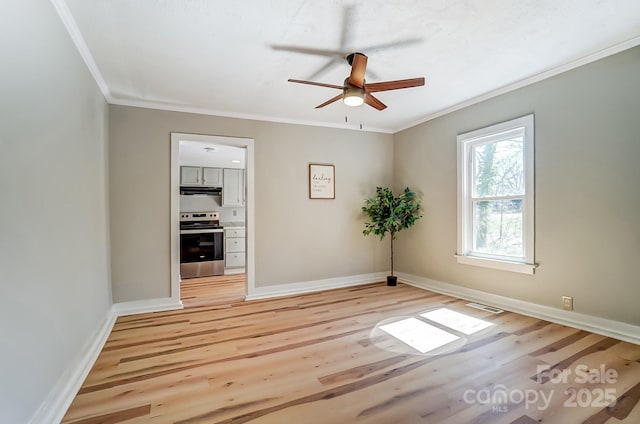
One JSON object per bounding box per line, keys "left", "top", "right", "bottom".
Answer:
{"left": 180, "top": 212, "right": 224, "bottom": 278}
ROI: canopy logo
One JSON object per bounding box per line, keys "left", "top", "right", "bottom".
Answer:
{"left": 463, "top": 385, "right": 553, "bottom": 411}
{"left": 462, "top": 364, "right": 618, "bottom": 412}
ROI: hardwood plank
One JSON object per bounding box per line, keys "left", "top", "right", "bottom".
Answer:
{"left": 531, "top": 337, "right": 620, "bottom": 383}
{"left": 527, "top": 350, "right": 640, "bottom": 424}
{"left": 62, "top": 282, "right": 640, "bottom": 423}
{"left": 66, "top": 404, "right": 150, "bottom": 424}
{"left": 592, "top": 381, "right": 640, "bottom": 421}
{"left": 510, "top": 415, "right": 539, "bottom": 424}
{"left": 180, "top": 274, "right": 246, "bottom": 308}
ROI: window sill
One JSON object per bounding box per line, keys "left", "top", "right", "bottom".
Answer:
{"left": 455, "top": 254, "right": 537, "bottom": 275}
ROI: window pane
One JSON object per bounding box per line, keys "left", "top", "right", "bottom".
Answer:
{"left": 473, "top": 199, "right": 523, "bottom": 257}
{"left": 472, "top": 136, "right": 524, "bottom": 197}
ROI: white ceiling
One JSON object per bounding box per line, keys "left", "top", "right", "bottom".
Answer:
{"left": 60, "top": 0, "right": 640, "bottom": 133}
{"left": 179, "top": 139, "right": 245, "bottom": 168}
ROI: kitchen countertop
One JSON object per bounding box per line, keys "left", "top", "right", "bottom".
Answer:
{"left": 221, "top": 221, "right": 245, "bottom": 229}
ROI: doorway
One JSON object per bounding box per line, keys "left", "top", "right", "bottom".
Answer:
{"left": 170, "top": 133, "right": 255, "bottom": 307}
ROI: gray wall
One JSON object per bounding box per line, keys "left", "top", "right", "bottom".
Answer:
{"left": 394, "top": 46, "right": 640, "bottom": 325}
{"left": 0, "top": 1, "right": 112, "bottom": 422}
{"left": 109, "top": 106, "right": 393, "bottom": 301}
{"left": 179, "top": 194, "right": 245, "bottom": 222}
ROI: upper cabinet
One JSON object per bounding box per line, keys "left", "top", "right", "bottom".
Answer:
{"left": 180, "top": 166, "right": 201, "bottom": 186}
{"left": 180, "top": 166, "right": 223, "bottom": 187}
{"left": 202, "top": 167, "right": 223, "bottom": 187}
{"left": 222, "top": 168, "right": 245, "bottom": 206}
{"left": 181, "top": 166, "right": 244, "bottom": 203}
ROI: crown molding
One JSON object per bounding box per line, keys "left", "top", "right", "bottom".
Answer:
{"left": 50, "top": 0, "right": 112, "bottom": 101}
{"left": 394, "top": 35, "right": 640, "bottom": 133}
{"left": 108, "top": 96, "right": 393, "bottom": 133}
{"left": 52, "top": 0, "right": 639, "bottom": 136}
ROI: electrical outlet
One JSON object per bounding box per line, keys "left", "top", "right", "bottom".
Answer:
{"left": 562, "top": 296, "right": 573, "bottom": 311}
{"left": 232, "top": 209, "right": 237, "bottom": 216}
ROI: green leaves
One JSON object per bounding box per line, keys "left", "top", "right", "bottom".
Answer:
{"left": 362, "top": 186, "right": 423, "bottom": 240}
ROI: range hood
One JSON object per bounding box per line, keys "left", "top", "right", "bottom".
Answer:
{"left": 180, "top": 186, "right": 222, "bottom": 196}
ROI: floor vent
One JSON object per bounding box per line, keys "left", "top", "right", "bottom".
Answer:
{"left": 466, "top": 302, "right": 504, "bottom": 314}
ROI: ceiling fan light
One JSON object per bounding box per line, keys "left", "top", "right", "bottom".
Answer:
{"left": 343, "top": 84, "right": 365, "bottom": 107}
{"left": 343, "top": 94, "right": 364, "bottom": 107}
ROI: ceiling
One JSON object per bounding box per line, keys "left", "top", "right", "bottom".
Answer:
{"left": 60, "top": 0, "right": 640, "bottom": 133}
{"left": 179, "top": 139, "right": 245, "bottom": 168}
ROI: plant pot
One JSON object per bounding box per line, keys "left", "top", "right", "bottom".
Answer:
{"left": 387, "top": 276, "right": 398, "bottom": 286}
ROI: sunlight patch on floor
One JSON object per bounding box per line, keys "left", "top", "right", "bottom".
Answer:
{"left": 379, "top": 317, "right": 460, "bottom": 353}
{"left": 421, "top": 308, "right": 495, "bottom": 335}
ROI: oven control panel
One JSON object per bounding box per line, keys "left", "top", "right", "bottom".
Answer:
{"left": 180, "top": 211, "right": 220, "bottom": 221}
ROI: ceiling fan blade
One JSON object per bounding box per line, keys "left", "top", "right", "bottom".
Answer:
{"left": 306, "top": 57, "right": 343, "bottom": 81}
{"left": 365, "top": 67, "right": 381, "bottom": 81}
{"left": 339, "top": 5, "right": 355, "bottom": 49}
{"left": 364, "top": 93, "right": 387, "bottom": 111}
{"left": 272, "top": 44, "right": 351, "bottom": 79}
{"left": 288, "top": 79, "right": 343, "bottom": 90}
{"left": 315, "top": 94, "right": 343, "bottom": 109}
{"left": 271, "top": 45, "right": 344, "bottom": 58}
{"left": 360, "top": 37, "right": 423, "bottom": 54}
{"left": 348, "top": 53, "right": 367, "bottom": 88}
{"left": 365, "top": 77, "right": 425, "bottom": 93}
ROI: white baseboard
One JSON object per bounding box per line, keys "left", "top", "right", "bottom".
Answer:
{"left": 29, "top": 305, "right": 118, "bottom": 424}
{"left": 245, "top": 272, "right": 387, "bottom": 301}
{"left": 397, "top": 272, "right": 640, "bottom": 345}
{"left": 29, "top": 296, "right": 184, "bottom": 423}
{"left": 31, "top": 275, "right": 383, "bottom": 421}
{"left": 31, "top": 270, "right": 637, "bottom": 424}
{"left": 112, "top": 297, "right": 183, "bottom": 316}
{"left": 224, "top": 268, "right": 245, "bottom": 275}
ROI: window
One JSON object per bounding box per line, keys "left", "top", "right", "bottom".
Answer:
{"left": 456, "top": 114, "right": 535, "bottom": 274}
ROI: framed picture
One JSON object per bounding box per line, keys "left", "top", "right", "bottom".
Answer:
{"left": 309, "top": 163, "right": 335, "bottom": 199}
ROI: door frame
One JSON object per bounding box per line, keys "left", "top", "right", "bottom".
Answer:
{"left": 170, "top": 132, "right": 255, "bottom": 304}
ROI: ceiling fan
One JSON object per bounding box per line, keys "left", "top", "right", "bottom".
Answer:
{"left": 288, "top": 52, "right": 425, "bottom": 110}
{"left": 272, "top": 5, "right": 422, "bottom": 81}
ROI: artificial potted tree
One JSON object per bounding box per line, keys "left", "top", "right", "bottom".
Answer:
{"left": 362, "top": 187, "right": 423, "bottom": 286}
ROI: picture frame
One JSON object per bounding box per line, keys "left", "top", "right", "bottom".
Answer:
{"left": 309, "top": 163, "right": 335, "bottom": 199}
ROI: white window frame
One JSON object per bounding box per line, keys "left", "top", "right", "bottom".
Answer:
{"left": 456, "top": 114, "right": 536, "bottom": 274}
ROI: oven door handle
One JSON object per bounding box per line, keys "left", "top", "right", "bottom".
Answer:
{"left": 180, "top": 229, "right": 224, "bottom": 234}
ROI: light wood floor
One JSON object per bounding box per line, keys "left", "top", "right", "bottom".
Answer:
{"left": 180, "top": 274, "right": 246, "bottom": 308}
{"left": 63, "top": 283, "right": 640, "bottom": 423}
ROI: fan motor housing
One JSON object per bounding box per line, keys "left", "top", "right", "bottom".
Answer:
{"left": 343, "top": 77, "right": 365, "bottom": 106}
{"left": 346, "top": 52, "right": 366, "bottom": 65}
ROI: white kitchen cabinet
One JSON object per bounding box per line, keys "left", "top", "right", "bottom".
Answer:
{"left": 180, "top": 166, "right": 201, "bottom": 185}
{"left": 226, "top": 237, "right": 245, "bottom": 253}
{"left": 180, "top": 166, "right": 222, "bottom": 187}
{"left": 222, "top": 168, "right": 245, "bottom": 206}
{"left": 202, "top": 167, "right": 223, "bottom": 187}
{"left": 225, "top": 228, "right": 245, "bottom": 238}
{"left": 224, "top": 226, "right": 246, "bottom": 270}
{"left": 225, "top": 252, "right": 245, "bottom": 268}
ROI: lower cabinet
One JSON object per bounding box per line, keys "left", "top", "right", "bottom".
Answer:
{"left": 225, "top": 228, "right": 245, "bottom": 269}
{"left": 225, "top": 252, "right": 245, "bottom": 268}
